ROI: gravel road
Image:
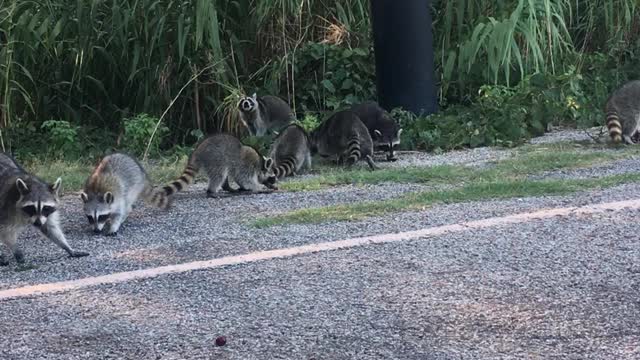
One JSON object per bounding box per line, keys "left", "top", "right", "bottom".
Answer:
{"left": 1, "top": 127, "right": 639, "bottom": 359}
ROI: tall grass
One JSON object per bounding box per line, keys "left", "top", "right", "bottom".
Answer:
{"left": 0, "top": 0, "right": 638, "bottom": 157}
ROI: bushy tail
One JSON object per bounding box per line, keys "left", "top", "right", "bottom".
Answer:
{"left": 145, "top": 186, "right": 171, "bottom": 210}
{"left": 161, "top": 163, "right": 199, "bottom": 198}
{"left": 274, "top": 157, "right": 296, "bottom": 178}
{"left": 346, "top": 135, "right": 361, "bottom": 165}
{"left": 606, "top": 111, "right": 623, "bottom": 143}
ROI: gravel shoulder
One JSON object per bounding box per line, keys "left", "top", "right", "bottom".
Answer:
{"left": 1, "top": 127, "right": 639, "bottom": 359}
{"left": 0, "top": 205, "right": 638, "bottom": 359}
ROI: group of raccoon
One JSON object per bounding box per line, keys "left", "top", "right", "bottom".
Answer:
{"left": 3, "top": 77, "right": 638, "bottom": 266}
{"left": 0, "top": 97, "right": 402, "bottom": 265}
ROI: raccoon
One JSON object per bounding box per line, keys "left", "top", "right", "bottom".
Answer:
{"left": 350, "top": 101, "right": 403, "bottom": 161}
{"left": 237, "top": 93, "right": 295, "bottom": 136}
{"left": 269, "top": 124, "right": 312, "bottom": 178}
{"left": 311, "top": 110, "right": 377, "bottom": 170}
{"left": 81, "top": 153, "right": 168, "bottom": 235}
{"left": 0, "top": 152, "right": 89, "bottom": 265}
{"left": 160, "top": 133, "right": 278, "bottom": 198}
{"left": 605, "top": 80, "right": 640, "bottom": 144}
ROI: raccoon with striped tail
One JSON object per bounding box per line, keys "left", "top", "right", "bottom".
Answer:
{"left": 605, "top": 80, "right": 640, "bottom": 144}
{"left": 160, "top": 133, "right": 278, "bottom": 199}
{"left": 237, "top": 93, "right": 295, "bottom": 136}
{"left": 350, "top": 101, "right": 403, "bottom": 161}
{"left": 310, "top": 110, "right": 377, "bottom": 170}
{"left": 0, "top": 152, "right": 89, "bottom": 265}
{"left": 81, "top": 153, "right": 169, "bottom": 236}
{"left": 269, "top": 124, "right": 312, "bottom": 178}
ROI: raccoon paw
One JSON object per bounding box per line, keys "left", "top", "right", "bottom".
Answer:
{"left": 386, "top": 155, "right": 398, "bottom": 162}
{"left": 105, "top": 231, "right": 118, "bottom": 237}
{"left": 14, "top": 251, "right": 25, "bottom": 264}
{"left": 70, "top": 250, "right": 90, "bottom": 258}
{"left": 206, "top": 190, "right": 220, "bottom": 198}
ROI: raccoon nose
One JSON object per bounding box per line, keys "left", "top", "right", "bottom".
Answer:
{"left": 33, "top": 219, "right": 42, "bottom": 227}
{"left": 93, "top": 228, "right": 102, "bottom": 234}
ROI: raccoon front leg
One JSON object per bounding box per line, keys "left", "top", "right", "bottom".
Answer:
{"left": 303, "top": 152, "right": 312, "bottom": 172}
{"left": 623, "top": 134, "right": 635, "bottom": 145}
{"left": 38, "top": 212, "right": 89, "bottom": 258}
{"left": 105, "top": 211, "right": 127, "bottom": 236}
{"left": 0, "top": 229, "right": 24, "bottom": 265}
{"left": 234, "top": 174, "right": 262, "bottom": 192}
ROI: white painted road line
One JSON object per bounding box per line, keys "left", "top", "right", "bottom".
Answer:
{"left": 1, "top": 198, "right": 639, "bottom": 301}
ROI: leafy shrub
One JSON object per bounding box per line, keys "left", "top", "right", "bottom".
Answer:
{"left": 400, "top": 68, "right": 601, "bottom": 151}
{"left": 121, "top": 114, "right": 168, "bottom": 157}
{"left": 40, "top": 120, "right": 80, "bottom": 156}
{"left": 293, "top": 43, "right": 376, "bottom": 114}
{"left": 295, "top": 114, "right": 321, "bottom": 133}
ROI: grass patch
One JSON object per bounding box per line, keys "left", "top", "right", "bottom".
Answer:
{"left": 281, "top": 146, "right": 635, "bottom": 191}
{"left": 253, "top": 172, "right": 640, "bottom": 227}
{"left": 22, "top": 156, "right": 188, "bottom": 195}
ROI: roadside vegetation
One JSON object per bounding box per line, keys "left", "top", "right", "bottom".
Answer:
{"left": 1, "top": 0, "right": 638, "bottom": 161}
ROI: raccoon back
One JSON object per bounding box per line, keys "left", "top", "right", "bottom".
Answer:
{"left": 84, "top": 153, "right": 149, "bottom": 198}
{"left": 259, "top": 95, "right": 295, "bottom": 129}
{"left": 350, "top": 101, "right": 400, "bottom": 142}
{"left": 190, "top": 133, "right": 245, "bottom": 170}
{"left": 269, "top": 124, "right": 311, "bottom": 177}
{"left": 312, "top": 110, "right": 373, "bottom": 157}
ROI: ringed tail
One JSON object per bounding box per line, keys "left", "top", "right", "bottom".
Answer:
{"left": 163, "top": 164, "right": 199, "bottom": 197}
{"left": 146, "top": 187, "right": 171, "bottom": 210}
{"left": 274, "top": 157, "right": 296, "bottom": 178}
{"left": 346, "top": 135, "right": 361, "bottom": 165}
{"left": 606, "top": 111, "right": 622, "bottom": 143}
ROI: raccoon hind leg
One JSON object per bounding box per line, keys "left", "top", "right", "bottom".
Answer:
{"left": 206, "top": 168, "right": 229, "bottom": 198}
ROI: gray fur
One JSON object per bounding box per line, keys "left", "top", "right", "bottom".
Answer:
{"left": 350, "top": 101, "right": 402, "bottom": 161}
{"left": 162, "top": 134, "right": 277, "bottom": 198}
{"left": 0, "top": 153, "right": 88, "bottom": 265}
{"left": 605, "top": 80, "right": 640, "bottom": 144}
{"left": 238, "top": 93, "right": 295, "bottom": 136}
{"left": 311, "top": 110, "right": 377, "bottom": 170}
{"left": 269, "top": 124, "right": 312, "bottom": 178}
{"left": 81, "top": 153, "right": 167, "bottom": 235}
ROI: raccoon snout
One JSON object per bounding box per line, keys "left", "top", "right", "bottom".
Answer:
{"left": 93, "top": 228, "right": 102, "bottom": 234}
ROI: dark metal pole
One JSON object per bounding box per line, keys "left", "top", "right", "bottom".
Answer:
{"left": 370, "top": 0, "right": 438, "bottom": 116}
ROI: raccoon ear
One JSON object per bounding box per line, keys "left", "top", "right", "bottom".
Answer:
{"left": 80, "top": 192, "right": 89, "bottom": 203}
{"left": 15, "top": 178, "right": 29, "bottom": 195}
{"left": 50, "top": 177, "right": 62, "bottom": 195}
{"left": 374, "top": 129, "right": 383, "bottom": 139}
{"left": 263, "top": 157, "right": 273, "bottom": 170}
{"left": 251, "top": 93, "right": 257, "bottom": 100}
{"left": 103, "top": 192, "right": 114, "bottom": 204}
{"left": 272, "top": 130, "right": 280, "bottom": 136}
{"left": 397, "top": 128, "right": 403, "bottom": 137}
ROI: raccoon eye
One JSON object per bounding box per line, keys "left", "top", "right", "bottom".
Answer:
{"left": 86, "top": 215, "right": 95, "bottom": 224}
{"left": 22, "top": 205, "right": 37, "bottom": 217}
{"left": 97, "top": 214, "right": 110, "bottom": 223}
{"left": 41, "top": 206, "right": 56, "bottom": 217}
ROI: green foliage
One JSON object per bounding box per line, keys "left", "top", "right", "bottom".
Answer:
{"left": 434, "top": 0, "right": 638, "bottom": 101}
{"left": 1, "top": 0, "right": 639, "bottom": 160}
{"left": 40, "top": 120, "right": 80, "bottom": 156}
{"left": 295, "top": 114, "right": 321, "bottom": 133}
{"left": 292, "top": 43, "right": 376, "bottom": 114}
{"left": 242, "top": 134, "right": 274, "bottom": 157}
{"left": 401, "top": 68, "right": 602, "bottom": 151}
{"left": 122, "top": 114, "right": 168, "bottom": 157}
